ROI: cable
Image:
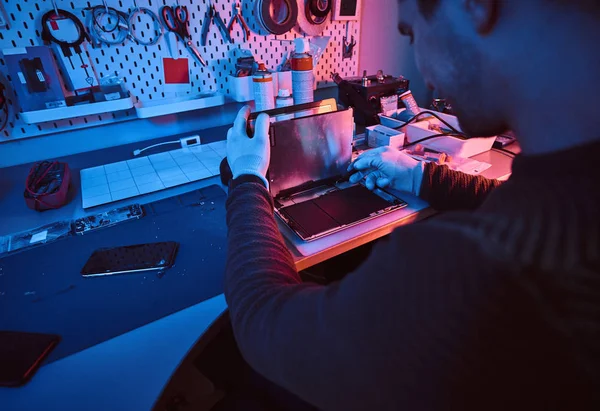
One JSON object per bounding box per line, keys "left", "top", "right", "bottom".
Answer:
{"left": 402, "top": 132, "right": 468, "bottom": 149}
{"left": 133, "top": 140, "right": 179, "bottom": 156}
{"left": 492, "top": 147, "right": 517, "bottom": 158}
{"left": 86, "top": 5, "right": 130, "bottom": 46}
{"left": 41, "top": 9, "right": 90, "bottom": 55}
{"left": 385, "top": 110, "right": 464, "bottom": 136}
{"left": 128, "top": 6, "right": 163, "bottom": 46}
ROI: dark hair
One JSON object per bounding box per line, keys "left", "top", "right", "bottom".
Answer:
{"left": 417, "top": 0, "right": 600, "bottom": 18}
{"left": 417, "top": 0, "right": 439, "bottom": 18}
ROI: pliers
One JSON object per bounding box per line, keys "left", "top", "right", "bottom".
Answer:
{"left": 200, "top": 2, "right": 232, "bottom": 47}
{"left": 227, "top": 3, "right": 251, "bottom": 42}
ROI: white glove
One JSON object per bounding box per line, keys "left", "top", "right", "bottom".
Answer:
{"left": 348, "top": 146, "right": 425, "bottom": 195}
{"left": 226, "top": 106, "right": 271, "bottom": 188}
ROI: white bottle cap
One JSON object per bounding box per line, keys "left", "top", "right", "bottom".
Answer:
{"left": 278, "top": 89, "right": 291, "bottom": 98}
{"left": 294, "top": 38, "right": 310, "bottom": 54}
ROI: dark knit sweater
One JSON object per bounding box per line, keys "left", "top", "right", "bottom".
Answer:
{"left": 224, "top": 142, "right": 600, "bottom": 411}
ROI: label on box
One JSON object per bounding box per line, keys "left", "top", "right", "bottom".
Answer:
{"left": 30, "top": 231, "right": 48, "bottom": 244}
{"left": 17, "top": 71, "right": 27, "bottom": 84}
{"left": 46, "top": 100, "right": 67, "bottom": 109}
{"left": 104, "top": 92, "right": 121, "bottom": 101}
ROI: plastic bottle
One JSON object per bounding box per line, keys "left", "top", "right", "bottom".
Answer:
{"left": 276, "top": 88, "right": 293, "bottom": 108}
{"left": 291, "top": 38, "right": 314, "bottom": 105}
{"left": 253, "top": 63, "right": 275, "bottom": 111}
{"left": 275, "top": 89, "right": 294, "bottom": 121}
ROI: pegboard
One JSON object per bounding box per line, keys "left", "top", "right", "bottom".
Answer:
{"left": 0, "top": 0, "right": 361, "bottom": 141}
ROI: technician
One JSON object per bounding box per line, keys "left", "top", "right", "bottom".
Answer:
{"left": 223, "top": 0, "right": 600, "bottom": 409}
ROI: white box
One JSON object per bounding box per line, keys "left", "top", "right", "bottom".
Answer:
{"left": 227, "top": 73, "right": 281, "bottom": 103}
{"left": 366, "top": 125, "right": 405, "bottom": 149}
{"left": 405, "top": 121, "right": 494, "bottom": 158}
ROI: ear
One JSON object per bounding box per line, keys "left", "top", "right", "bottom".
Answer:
{"left": 464, "top": 0, "right": 499, "bottom": 34}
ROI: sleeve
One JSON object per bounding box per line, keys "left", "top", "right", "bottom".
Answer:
{"left": 419, "top": 162, "right": 502, "bottom": 211}
{"left": 224, "top": 182, "right": 518, "bottom": 410}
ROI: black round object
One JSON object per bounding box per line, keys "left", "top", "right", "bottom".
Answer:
{"left": 219, "top": 157, "right": 233, "bottom": 186}
{"left": 256, "top": 0, "right": 299, "bottom": 35}
{"left": 308, "top": 0, "right": 331, "bottom": 18}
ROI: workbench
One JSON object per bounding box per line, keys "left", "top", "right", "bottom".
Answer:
{"left": 0, "top": 132, "right": 515, "bottom": 410}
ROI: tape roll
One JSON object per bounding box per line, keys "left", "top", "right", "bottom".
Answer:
{"left": 296, "top": 0, "right": 329, "bottom": 36}
{"left": 308, "top": 0, "right": 331, "bottom": 18}
{"left": 256, "top": 0, "right": 299, "bottom": 35}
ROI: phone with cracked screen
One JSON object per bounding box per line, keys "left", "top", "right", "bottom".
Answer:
{"left": 80, "top": 241, "right": 179, "bottom": 277}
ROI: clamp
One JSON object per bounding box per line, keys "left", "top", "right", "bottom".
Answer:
{"left": 227, "top": 3, "right": 251, "bottom": 42}
{"left": 201, "top": 2, "right": 232, "bottom": 46}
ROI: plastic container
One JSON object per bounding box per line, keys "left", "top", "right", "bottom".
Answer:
{"left": 405, "top": 121, "right": 495, "bottom": 158}
{"left": 291, "top": 38, "right": 314, "bottom": 105}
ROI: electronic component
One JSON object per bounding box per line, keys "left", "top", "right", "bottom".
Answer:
{"left": 73, "top": 204, "right": 144, "bottom": 235}
{"left": 180, "top": 135, "right": 202, "bottom": 148}
{"left": 2, "top": 46, "right": 67, "bottom": 112}
{"left": 493, "top": 132, "right": 517, "bottom": 148}
{"left": 0, "top": 221, "right": 72, "bottom": 257}
{"left": 336, "top": 70, "right": 410, "bottom": 125}
{"left": 18, "top": 58, "right": 48, "bottom": 93}
{"left": 80, "top": 241, "right": 179, "bottom": 277}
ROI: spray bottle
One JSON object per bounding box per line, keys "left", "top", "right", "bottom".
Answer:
{"left": 253, "top": 63, "right": 275, "bottom": 111}
{"left": 291, "top": 38, "right": 314, "bottom": 105}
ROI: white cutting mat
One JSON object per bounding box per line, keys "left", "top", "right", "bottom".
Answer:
{"left": 80, "top": 141, "right": 226, "bottom": 209}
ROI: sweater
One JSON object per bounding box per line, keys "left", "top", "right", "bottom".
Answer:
{"left": 224, "top": 142, "right": 600, "bottom": 411}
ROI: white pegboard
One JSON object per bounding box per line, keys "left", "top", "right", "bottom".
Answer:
{"left": 0, "top": 0, "right": 360, "bottom": 141}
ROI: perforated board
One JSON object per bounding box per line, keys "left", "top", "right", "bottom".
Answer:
{"left": 0, "top": 0, "right": 360, "bottom": 141}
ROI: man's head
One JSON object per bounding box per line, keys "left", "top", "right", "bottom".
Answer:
{"left": 398, "top": 0, "right": 600, "bottom": 138}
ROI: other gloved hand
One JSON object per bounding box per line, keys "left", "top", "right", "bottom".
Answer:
{"left": 348, "top": 146, "right": 425, "bottom": 195}
{"left": 226, "top": 106, "right": 271, "bottom": 188}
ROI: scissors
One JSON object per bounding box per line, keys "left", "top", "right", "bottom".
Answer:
{"left": 161, "top": 5, "right": 207, "bottom": 66}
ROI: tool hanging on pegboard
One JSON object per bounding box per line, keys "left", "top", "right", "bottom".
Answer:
{"left": 255, "top": 0, "right": 299, "bottom": 35}
{"left": 343, "top": 21, "right": 356, "bottom": 59}
{"left": 128, "top": 0, "right": 164, "bottom": 46}
{"left": 227, "top": 3, "right": 251, "bottom": 42}
{"left": 296, "top": 0, "right": 331, "bottom": 36}
{"left": 201, "top": 1, "right": 233, "bottom": 46}
{"left": 161, "top": 4, "right": 207, "bottom": 66}
{"left": 0, "top": 0, "right": 362, "bottom": 140}
{"left": 85, "top": 2, "right": 131, "bottom": 46}
{"left": 40, "top": 3, "right": 97, "bottom": 91}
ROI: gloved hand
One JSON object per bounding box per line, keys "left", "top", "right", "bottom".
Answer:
{"left": 226, "top": 106, "right": 271, "bottom": 188}
{"left": 348, "top": 146, "right": 425, "bottom": 195}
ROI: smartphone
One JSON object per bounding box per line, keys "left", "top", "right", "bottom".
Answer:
{"left": 0, "top": 331, "right": 60, "bottom": 387}
{"left": 80, "top": 241, "right": 179, "bottom": 277}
